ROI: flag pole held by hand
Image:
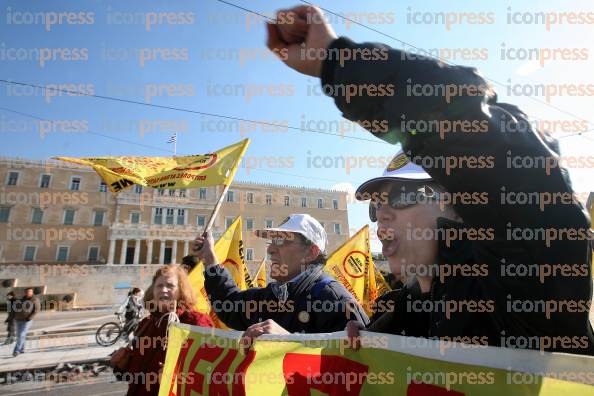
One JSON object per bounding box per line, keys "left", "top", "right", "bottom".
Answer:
{"left": 195, "top": 184, "right": 231, "bottom": 251}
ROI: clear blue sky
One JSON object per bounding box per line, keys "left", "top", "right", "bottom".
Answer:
{"left": 1, "top": 0, "right": 592, "bottom": 251}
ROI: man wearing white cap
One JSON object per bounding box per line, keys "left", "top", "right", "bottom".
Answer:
{"left": 266, "top": 5, "right": 594, "bottom": 355}
{"left": 194, "top": 214, "right": 368, "bottom": 341}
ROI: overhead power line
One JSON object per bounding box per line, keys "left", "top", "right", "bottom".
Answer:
{"left": 0, "top": 79, "right": 385, "bottom": 145}
{"left": 213, "top": 0, "right": 594, "bottom": 129}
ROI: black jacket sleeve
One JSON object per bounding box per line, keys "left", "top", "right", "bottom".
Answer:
{"left": 321, "top": 37, "right": 592, "bottom": 272}
{"left": 203, "top": 264, "right": 268, "bottom": 331}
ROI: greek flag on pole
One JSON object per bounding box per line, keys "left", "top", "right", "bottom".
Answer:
{"left": 167, "top": 133, "right": 177, "bottom": 144}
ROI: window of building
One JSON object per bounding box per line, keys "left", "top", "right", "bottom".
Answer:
{"left": 334, "top": 223, "right": 341, "bottom": 235}
{"left": 284, "top": 195, "right": 290, "bottom": 206}
{"left": 177, "top": 209, "right": 185, "bottom": 225}
{"left": 226, "top": 190, "right": 234, "bottom": 202}
{"left": 199, "top": 188, "right": 207, "bottom": 199}
{"left": 266, "top": 194, "right": 272, "bottom": 205}
{"left": 301, "top": 197, "right": 307, "bottom": 207}
{"left": 246, "top": 248, "right": 254, "bottom": 261}
{"left": 56, "top": 246, "right": 69, "bottom": 261}
{"left": 197, "top": 215, "right": 206, "bottom": 227}
{"left": 158, "top": 189, "right": 165, "bottom": 196}
{"left": 333, "top": 199, "right": 338, "bottom": 209}
{"left": 225, "top": 217, "right": 234, "bottom": 229}
{"left": 99, "top": 182, "right": 107, "bottom": 192}
{"left": 6, "top": 171, "right": 19, "bottom": 186}
{"left": 179, "top": 189, "right": 186, "bottom": 197}
{"left": 39, "top": 174, "right": 51, "bottom": 188}
{"left": 70, "top": 177, "right": 81, "bottom": 191}
{"left": 247, "top": 192, "right": 253, "bottom": 204}
{"left": 31, "top": 207, "right": 43, "bottom": 224}
{"left": 154, "top": 208, "right": 163, "bottom": 224}
{"left": 168, "top": 189, "right": 175, "bottom": 196}
{"left": 93, "top": 210, "right": 104, "bottom": 226}
{"left": 88, "top": 246, "right": 99, "bottom": 262}
{"left": 135, "top": 185, "right": 143, "bottom": 194}
{"left": 63, "top": 209, "right": 75, "bottom": 225}
{"left": 317, "top": 198, "right": 324, "bottom": 209}
{"left": 130, "top": 212, "right": 140, "bottom": 224}
{"left": 265, "top": 219, "right": 273, "bottom": 228}
{"left": 24, "top": 246, "right": 37, "bottom": 262}
{"left": 0, "top": 207, "right": 10, "bottom": 223}
{"left": 246, "top": 218, "right": 254, "bottom": 230}
{"left": 166, "top": 208, "right": 175, "bottom": 224}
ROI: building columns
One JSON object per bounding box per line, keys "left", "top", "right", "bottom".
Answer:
{"left": 159, "top": 240, "right": 166, "bottom": 265}
{"left": 171, "top": 240, "right": 178, "bottom": 264}
{"left": 183, "top": 240, "right": 189, "bottom": 257}
{"left": 119, "top": 239, "right": 128, "bottom": 265}
{"left": 107, "top": 239, "right": 116, "bottom": 265}
{"left": 133, "top": 239, "right": 141, "bottom": 265}
{"left": 146, "top": 240, "right": 153, "bottom": 264}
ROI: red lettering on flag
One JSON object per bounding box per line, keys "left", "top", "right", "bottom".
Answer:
{"left": 282, "top": 353, "right": 368, "bottom": 396}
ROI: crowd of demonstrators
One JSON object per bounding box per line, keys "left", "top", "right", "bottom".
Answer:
{"left": 265, "top": 5, "right": 593, "bottom": 356}
{"left": 194, "top": 214, "right": 369, "bottom": 348}
{"left": 3, "top": 291, "right": 16, "bottom": 345}
{"left": 12, "top": 287, "right": 40, "bottom": 357}
{"left": 117, "top": 265, "right": 213, "bottom": 396}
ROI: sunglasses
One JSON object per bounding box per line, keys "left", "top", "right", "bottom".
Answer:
{"left": 368, "top": 185, "right": 439, "bottom": 222}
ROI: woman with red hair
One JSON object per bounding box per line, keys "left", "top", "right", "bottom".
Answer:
{"left": 124, "top": 264, "right": 213, "bottom": 396}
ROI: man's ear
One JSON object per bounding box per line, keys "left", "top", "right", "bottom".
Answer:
{"left": 305, "top": 244, "right": 321, "bottom": 263}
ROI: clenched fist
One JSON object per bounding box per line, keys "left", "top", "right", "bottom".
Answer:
{"left": 266, "top": 5, "right": 337, "bottom": 77}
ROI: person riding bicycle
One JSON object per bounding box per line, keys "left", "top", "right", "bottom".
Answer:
{"left": 123, "top": 288, "right": 143, "bottom": 337}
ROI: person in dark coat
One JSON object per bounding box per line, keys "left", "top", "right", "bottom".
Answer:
{"left": 266, "top": 5, "right": 594, "bottom": 356}
{"left": 3, "top": 291, "right": 16, "bottom": 344}
{"left": 12, "top": 287, "right": 41, "bottom": 356}
{"left": 194, "top": 214, "right": 369, "bottom": 346}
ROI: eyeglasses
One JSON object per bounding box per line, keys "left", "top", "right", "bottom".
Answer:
{"left": 369, "top": 185, "right": 439, "bottom": 222}
{"left": 267, "top": 238, "right": 294, "bottom": 247}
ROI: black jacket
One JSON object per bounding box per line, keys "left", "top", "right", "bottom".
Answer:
{"left": 204, "top": 264, "right": 369, "bottom": 333}
{"left": 322, "top": 37, "right": 594, "bottom": 355}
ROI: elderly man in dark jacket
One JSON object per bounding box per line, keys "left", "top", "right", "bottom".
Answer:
{"left": 266, "top": 5, "right": 594, "bottom": 356}
{"left": 194, "top": 214, "right": 369, "bottom": 344}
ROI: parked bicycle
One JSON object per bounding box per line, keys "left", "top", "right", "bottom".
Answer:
{"left": 95, "top": 312, "right": 138, "bottom": 346}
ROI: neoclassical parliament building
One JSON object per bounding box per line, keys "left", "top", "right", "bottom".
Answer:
{"left": 0, "top": 158, "right": 349, "bottom": 272}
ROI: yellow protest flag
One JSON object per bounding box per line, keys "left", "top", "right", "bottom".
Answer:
{"left": 244, "top": 265, "right": 255, "bottom": 289}
{"left": 255, "top": 259, "right": 267, "bottom": 288}
{"left": 187, "top": 216, "right": 247, "bottom": 329}
{"left": 372, "top": 263, "right": 392, "bottom": 299}
{"left": 324, "top": 225, "right": 376, "bottom": 316}
{"left": 54, "top": 138, "right": 250, "bottom": 192}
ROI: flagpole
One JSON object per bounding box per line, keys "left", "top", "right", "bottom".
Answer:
{"left": 204, "top": 184, "right": 230, "bottom": 233}
{"left": 194, "top": 183, "right": 230, "bottom": 252}
{"left": 193, "top": 138, "right": 250, "bottom": 252}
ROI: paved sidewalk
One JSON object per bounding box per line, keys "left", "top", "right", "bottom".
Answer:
{"left": 0, "top": 335, "right": 120, "bottom": 373}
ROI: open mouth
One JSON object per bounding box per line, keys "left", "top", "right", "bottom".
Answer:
{"left": 381, "top": 238, "right": 400, "bottom": 258}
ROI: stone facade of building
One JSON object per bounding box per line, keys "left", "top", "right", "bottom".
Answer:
{"left": 0, "top": 158, "right": 349, "bottom": 273}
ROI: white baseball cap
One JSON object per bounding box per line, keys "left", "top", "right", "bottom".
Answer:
{"left": 254, "top": 214, "right": 327, "bottom": 254}
{"left": 356, "top": 149, "right": 432, "bottom": 198}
